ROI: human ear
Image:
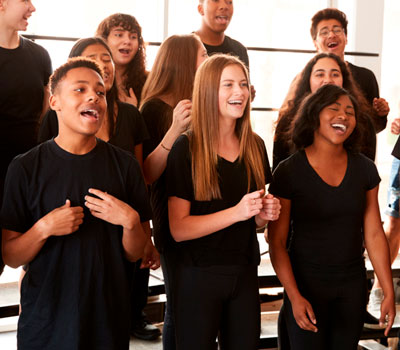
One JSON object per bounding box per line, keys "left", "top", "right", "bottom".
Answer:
{"left": 198, "top": 3, "right": 204, "bottom": 16}
{"left": 49, "top": 94, "right": 60, "bottom": 111}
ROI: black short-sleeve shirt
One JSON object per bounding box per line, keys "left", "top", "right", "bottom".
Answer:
{"left": 269, "top": 150, "right": 380, "bottom": 275}
{"left": 1, "top": 139, "right": 151, "bottom": 350}
{"left": 166, "top": 134, "right": 272, "bottom": 267}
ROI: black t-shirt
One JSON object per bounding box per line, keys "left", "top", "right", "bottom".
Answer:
{"left": 1, "top": 139, "right": 151, "bottom": 350}
{"left": 348, "top": 62, "right": 387, "bottom": 133}
{"left": 392, "top": 137, "right": 400, "bottom": 160}
{"left": 203, "top": 35, "right": 249, "bottom": 70}
{"left": 269, "top": 150, "right": 380, "bottom": 276}
{"left": 166, "top": 134, "right": 272, "bottom": 267}
{"left": 0, "top": 36, "right": 52, "bottom": 181}
{"left": 38, "top": 101, "right": 148, "bottom": 153}
{"left": 141, "top": 98, "right": 174, "bottom": 252}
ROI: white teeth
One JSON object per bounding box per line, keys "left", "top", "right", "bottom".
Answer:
{"left": 332, "top": 123, "right": 346, "bottom": 132}
{"left": 328, "top": 42, "right": 337, "bottom": 48}
{"left": 82, "top": 109, "right": 99, "bottom": 118}
{"left": 228, "top": 100, "right": 242, "bottom": 105}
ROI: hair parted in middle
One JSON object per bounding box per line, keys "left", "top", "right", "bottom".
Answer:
{"left": 69, "top": 37, "right": 118, "bottom": 137}
{"left": 189, "top": 53, "right": 266, "bottom": 201}
{"left": 292, "top": 84, "right": 361, "bottom": 152}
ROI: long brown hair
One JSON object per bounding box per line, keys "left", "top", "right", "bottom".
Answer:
{"left": 190, "top": 54, "right": 266, "bottom": 201}
{"left": 140, "top": 34, "right": 201, "bottom": 133}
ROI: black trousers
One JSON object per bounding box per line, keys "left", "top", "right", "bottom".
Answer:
{"left": 174, "top": 264, "right": 260, "bottom": 350}
{"left": 129, "top": 259, "right": 150, "bottom": 326}
{"left": 283, "top": 272, "right": 367, "bottom": 350}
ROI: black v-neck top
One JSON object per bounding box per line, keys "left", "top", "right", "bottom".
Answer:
{"left": 269, "top": 150, "right": 380, "bottom": 274}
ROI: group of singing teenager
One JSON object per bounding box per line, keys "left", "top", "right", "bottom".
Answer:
{"left": 0, "top": 0, "right": 397, "bottom": 349}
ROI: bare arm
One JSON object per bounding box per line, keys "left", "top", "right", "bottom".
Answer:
{"left": 2, "top": 200, "right": 84, "bottom": 268}
{"left": 84, "top": 188, "right": 147, "bottom": 262}
{"left": 143, "top": 99, "right": 192, "bottom": 184}
{"left": 140, "top": 221, "right": 160, "bottom": 270}
{"left": 363, "top": 186, "right": 396, "bottom": 335}
{"left": 168, "top": 190, "right": 266, "bottom": 242}
{"left": 268, "top": 197, "right": 317, "bottom": 332}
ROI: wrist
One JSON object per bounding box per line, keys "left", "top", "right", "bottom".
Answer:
{"left": 124, "top": 210, "right": 140, "bottom": 230}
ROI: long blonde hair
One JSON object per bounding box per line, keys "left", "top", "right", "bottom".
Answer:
{"left": 190, "top": 54, "right": 266, "bottom": 201}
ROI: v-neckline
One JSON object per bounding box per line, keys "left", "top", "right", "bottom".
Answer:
{"left": 302, "top": 150, "right": 349, "bottom": 189}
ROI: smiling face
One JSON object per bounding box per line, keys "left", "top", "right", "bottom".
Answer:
{"left": 50, "top": 67, "right": 107, "bottom": 138}
{"left": 1, "top": 0, "right": 36, "bottom": 32}
{"left": 80, "top": 43, "right": 115, "bottom": 92}
{"left": 106, "top": 27, "right": 139, "bottom": 67}
{"left": 198, "top": 0, "right": 233, "bottom": 34}
{"left": 309, "top": 57, "right": 343, "bottom": 93}
{"left": 315, "top": 94, "right": 356, "bottom": 147}
{"left": 218, "top": 64, "right": 249, "bottom": 122}
{"left": 313, "top": 19, "right": 347, "bottom": 59}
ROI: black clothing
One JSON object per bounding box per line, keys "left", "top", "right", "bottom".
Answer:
{"left": 0, "top": 36, "right": 52, "bottom": 182}
{"left": 141, "top": 97, "right": 177, "bottom": 346}
{"left": 348, "top": 62, "right": 387, "bottom": 134}
{"left": 166, "top": 134, "right": 270, "bottom": 349}
{"left": 174, "top": 264, "right": 260, "bottom": 350}
{"left": 0, "top": 37, "right": 51, "bottom": 274}
{"left": 1, "top": 139, "right": 151, "bottom": 350}
{"left": 166, "top": 134, "right": 272, "bottom": 267}
{"left": 269, "top": 150, "right": 380, "bottom": 348}
{"left": 203, "top": 35, "right": 249, "bottom": 69}
{"left": 392, "top": 136, "right": 400, "bottom": 160}
{"left": 141, "top": 98, "right": 174, "bottom": 252}
{"left": 38, "top": 101, "right": 148, "bottom": 149}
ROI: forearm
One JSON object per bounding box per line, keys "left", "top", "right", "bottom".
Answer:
{"left": 366, "top": 232, "right": 394, "bottom": 298}
{"left": 169, "top": 205, "right": 240, "bottom": 242}
{"left": 2, "top": 223, "right": 48, "bottom": 268}
{"left": 121, "top": 213, "right": 147, "bottom": 262}
{"left": 143, "top": 128, "right": 181, "bottom": 184}
{"left": 269, "top": 242, "right": 302, "bottom": 302}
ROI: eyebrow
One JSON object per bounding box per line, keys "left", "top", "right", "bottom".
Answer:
{"left": 314, "top": 68, "right": 341, "bottom": 73}
{"left": 331, "top": 101, "right": 354, "bottom": 109}
{"left": 319, "top": 25, "right": 342, "bottom": 30}
{"left": 73, "top": 80, "right": 105, "bottom": 87}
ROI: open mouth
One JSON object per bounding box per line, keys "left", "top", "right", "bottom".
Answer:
{"left": 81, "top": 109, "right": 99, "bottom": 120}
{"left": 331, "top": 123, "right": 347, "bottom": 133}
{"left": 216, "top": 16, "right": 229, "bottom": 23}
{"left": 327, "top": 42, "right": 339, "bottom": 49}
{"left": 119, "top": 48, "right": 131, "bottom": 55}
{"left": 228, "top": 100, "right": 243, "bottom": 106}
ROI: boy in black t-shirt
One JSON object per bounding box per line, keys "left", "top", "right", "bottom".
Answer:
{"left": 1, "top": 58, "right": 150, "bottom": 350}
{"left": 195, "top": 0, "right": 255, "bottom": 99}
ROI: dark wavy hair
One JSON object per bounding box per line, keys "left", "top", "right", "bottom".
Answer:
{"left": 292, "top": 84, "right": 360, "bottom": 152}
{"left": 96, "top": 13, "right": 147, "bottom": 104}
{"left": 69, "top": 37, "right": 118, "bottom": 136}
{"left": 275, "top": 53, "right": 374, "bottom": 159}
{"left": 310, "top": 8, "right": 348, "bottom": 40}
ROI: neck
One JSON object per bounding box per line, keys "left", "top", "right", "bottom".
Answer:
{"left": 196, "top": 25, "right": 225, "bottom": 46}
{"left": 54, "top": 133, "right": 98, "bottom": 155}
{"left": 306, "top": 138, "right": 346, "bottom": 160}
{"left": 0, "top": 26, "right": 20, "bottom": 49}
{"left": 115, "top": 65, "right": 127, "bottom": 86}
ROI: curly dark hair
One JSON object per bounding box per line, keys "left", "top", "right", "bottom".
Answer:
{"left": 69, "top": 37, "right": 118, "bottom": 137}
{"left": 310, "top": 8, "right": 348, "bottom": 40}
{"left": 273, "top": 53, "right": 376, "bottom": 169}
{"left": 292, "top": 84, "right": 361, "bottom": 152}
{"left": 96, "top": 13, "right": 147, "bottom": 104}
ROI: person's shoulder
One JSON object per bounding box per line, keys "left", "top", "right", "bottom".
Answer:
{"left": 9, "top": 141, "right": 52, "bottom": 169}
{"left": 172, "top": 133, "right": 189, "bottom": 151}
{"left": 274, "top": 150, "right": 303, "bottom": 172}
{"left": 117, "top": 101, "right": 141, "bottom": 120}
{"left": 224, "top": 35, "right": 246, "bottom": 50}
{"left": 20, "top": 36, "right": 49, "bottom": 56}
{"left": 347, "top": 62, "right": 376, "bottom": 79}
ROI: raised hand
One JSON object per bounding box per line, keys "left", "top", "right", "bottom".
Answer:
{"left": 373, "top": 97, "right": 390, "bottom": 117}
{"left": 170, "top": 99, "right": 192, "bottom": 136}
{"left": 39, "top": 199, "right": 84, "bottom": 238}
{"left": 118, "top": 86, "right": 138, "bottom": 107}
{"left": 257, "top": 193, "right": 281, "bottom": 222}
{"left": 84, "top": 188, "right": 139, "bottom": 229}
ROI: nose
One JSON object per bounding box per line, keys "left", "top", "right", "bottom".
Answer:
{"left": 87, "top": 90, "right": 99, "bottom": 103}
{"left": 29, "top": 1, "right": 36, "bottom": 13}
